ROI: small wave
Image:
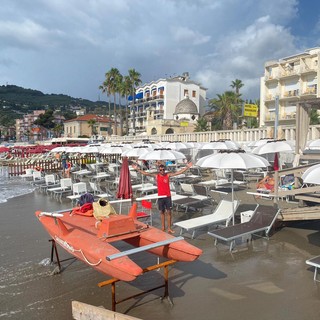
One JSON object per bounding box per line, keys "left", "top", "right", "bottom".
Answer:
{"left": 0, "top": 176, "right": 35, "bottom": 204}
{"left": 38, "top": 258, "right": 52, "bottom": 267}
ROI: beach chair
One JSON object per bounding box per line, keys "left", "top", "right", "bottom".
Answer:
{"left": 136, "top": 199, "right": 153, "bottom": 225}
{"left": 89, "top": 181, "right": 113, "bottom": 199}
{"left": 20, "top": 168, "right": 34, "bottom": 180}
{"left": 67, "top": 182, "right": 87, "bottom": 205}
{"left": 47, "top": 178, "right": 73, "bottom": 202}
{"left": 38, "top": 174, "right": 60, "bottom": 193}
{"left": 207, "top": 205, "right": 281, "bottom": 251}
{"left": 306, "top": 255, "right": 320, "bottom": 282}
{"left": 174, "top": 200, "right": 240, "bottom": 239}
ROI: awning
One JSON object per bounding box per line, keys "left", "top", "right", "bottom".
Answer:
{"left": 128, "top": 92, "right": 144, "bottom": 101}
{"left": 158, "top": 86, "right": 164, "bottom": 91}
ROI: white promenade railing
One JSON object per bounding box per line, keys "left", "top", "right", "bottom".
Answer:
{"left": 105, "top": 124, "right": 320, "bottom": 144}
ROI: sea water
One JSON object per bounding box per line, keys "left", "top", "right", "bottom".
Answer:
{"left": 0, "top": 167, "right": 35, "bottom": 203}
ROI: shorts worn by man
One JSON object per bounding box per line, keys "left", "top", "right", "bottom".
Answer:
{"left": 132, "top": 162, "right": 192, "bottom": 234}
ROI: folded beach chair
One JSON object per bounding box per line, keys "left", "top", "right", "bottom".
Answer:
{"left": 174, "top": 200, "right": 240, "bottom": 239}
{"left": 207, "top": 205, "right": 280, "bottom": 251}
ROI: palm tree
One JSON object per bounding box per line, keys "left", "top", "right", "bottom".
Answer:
{"left": 53, "top": 124, "right": 63, "bottom": 138}
{"left": 194, "top": 117, "right": 209, "bottom": 132}
{"left": 104, "top": 68, "right": 122, "bottom": 135}
{"left": 209, "top": 91, "right": 241, "bottom": 130}
{"left": 128, "top": 69, "right": 142, "bottom": 135}
{"left": 120, "top": 75, "right": 133, "bottom": 135}
{"left": 230, "top": 79, "right": 244, "bottom": 94}
{"left": 87, "top": 119, "right": 97, "bottom": 136}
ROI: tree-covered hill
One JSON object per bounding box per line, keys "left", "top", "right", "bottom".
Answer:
{"left": 0, "top": 85, "right": 106, "bottom": 108}
{"left": 0, "top": 85, "right": 111, "bottom": 127}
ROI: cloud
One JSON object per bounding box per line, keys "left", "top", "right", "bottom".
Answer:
{"left": 0, "top": 0, "right": 313, "bottom": 103}
{"left": 195, "top": 14, "right": 299, "bottom": 100}
{"left": 171, "top": 26, "right": 211, "bottom": 45}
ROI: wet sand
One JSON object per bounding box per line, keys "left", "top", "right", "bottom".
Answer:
{"left": 1, "top": 188, "right": 320, "bottom": 319}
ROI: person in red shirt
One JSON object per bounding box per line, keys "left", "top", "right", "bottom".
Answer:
{"left": 132, "top": 162, "right": 192, "bottom": 233}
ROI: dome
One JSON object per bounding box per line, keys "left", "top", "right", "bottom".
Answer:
{"left": 174, "top": 97, "right": 198, "bottom": 115}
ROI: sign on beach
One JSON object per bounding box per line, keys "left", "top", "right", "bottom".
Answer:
{"left": 243, "top": 104, "right": 258, "bottom": 117}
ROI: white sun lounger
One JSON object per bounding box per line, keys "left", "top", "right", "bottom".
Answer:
{"left": 306, "top": 255, "right": 320, "bottom": 282}
{"left": 173, "top": 199, "right": 240, "bottom": 239}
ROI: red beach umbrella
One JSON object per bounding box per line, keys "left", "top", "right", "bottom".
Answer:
{"left": 116, "top": 157, "right": 133, "bottom": 200}
{"left": 0, "top": 146, "right": 10, "bottom": 153}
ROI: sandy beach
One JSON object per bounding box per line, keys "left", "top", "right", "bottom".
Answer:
{"left": 1, "top": 187, "right": 320, "bottom": 320}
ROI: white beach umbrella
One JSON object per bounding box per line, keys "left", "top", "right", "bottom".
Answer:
{"left": 306, "top": 139, "right": 320, "bottom": 150}
{"left": 81, "top": 145, "right": 103, "bottom": 154}
{"left": 100, "top": 145, "right": 130, "bottom": 155}
{"left": 132, "top": 142, "right": 160, "bottom": 149}
{"left": 196, "top": 150, "right": 270, "bottom": 224}
{"left": 138, "top": 148, "right": 186, "bottom": 161}
{"left": 201, "top": 140, "right": 240, "bottom": 150}
{"left": 50, "top": 146, "right": 72, "bottom": 153}
{"left": 301, "top": 164, "right": 320, "bottom": 185}
{"left": 252, "top": 140, "right": 294, "bottom": 155}
{"left": 122, "top": 147, "right": 151, "bottom": 158}
{"left": 165, "top": 142, "right": 193, "bottom": 150}
{"left": 67, "top": 146, "right": 84, "bottom": 153}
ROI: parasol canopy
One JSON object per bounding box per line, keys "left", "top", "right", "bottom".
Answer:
{"left": 252, "top": 139, "right": 294, "bottom": 155}
{"left": 301, "top": 164, "right": 320, "bottom": 185}
{"left": 138, "top": 148, "right": 186, "bottom": 161}
{"left": 196, "top": 150, "right": 270, "bottom": 224}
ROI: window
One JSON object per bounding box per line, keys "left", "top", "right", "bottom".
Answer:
{"left": 192, "top": 90, "right": 196, "bottom": 98}
{"left": 184, "top": 89, "right": 188, "bottom": 97}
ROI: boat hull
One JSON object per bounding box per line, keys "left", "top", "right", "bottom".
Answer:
{"left": 35, "top": 210, "right": 202, "bottom": 281}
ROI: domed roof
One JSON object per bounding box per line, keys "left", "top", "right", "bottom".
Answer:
{"left": 174, "top": 97, "right": 198, "bottom": 115}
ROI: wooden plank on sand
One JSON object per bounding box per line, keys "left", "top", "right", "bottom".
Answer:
{"left": 72, "top": 301, "right": 142, "bottom": 320}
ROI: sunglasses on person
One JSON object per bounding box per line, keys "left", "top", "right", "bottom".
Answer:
{"left": 159, "top": 168, "right": 165, "bottom": 172}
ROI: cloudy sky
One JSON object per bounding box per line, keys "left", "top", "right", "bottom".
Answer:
{"left": 1, "top": 0, "right": 319, "bottom": 102}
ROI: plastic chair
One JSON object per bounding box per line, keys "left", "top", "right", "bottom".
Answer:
{"left": 136, "top": 200, "right": 153, "bottom": 225}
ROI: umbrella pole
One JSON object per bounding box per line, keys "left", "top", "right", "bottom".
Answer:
{"left": 231, "top": 169, "right": 235, "bottom": 225}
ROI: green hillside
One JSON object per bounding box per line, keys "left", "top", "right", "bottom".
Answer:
{"left": 0, "top": 85, "right": 106, "bottom": 108}
{"left": 0, "top": 85, "right": 111, "bottom": 128}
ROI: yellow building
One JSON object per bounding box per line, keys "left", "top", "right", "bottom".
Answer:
{"left": 64, "top": 114, "right": 114, "bottom": 138}
{"left": 260, "top": 47, "right": 320, "bottom": 127}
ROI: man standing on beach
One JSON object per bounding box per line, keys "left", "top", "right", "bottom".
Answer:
{"left": 132, "top": 162, "right": 192, "bottom": 233}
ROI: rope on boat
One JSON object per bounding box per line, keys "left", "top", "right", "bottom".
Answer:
{"left": 74, "top": 248, "right": 102, "bottom": 266}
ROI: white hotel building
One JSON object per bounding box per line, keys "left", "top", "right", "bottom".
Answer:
{"left": 260, "top": 47, "right": 320, "bottom": 127}
{"left": 128, "top": 72, "right": 207, "bottom": 135}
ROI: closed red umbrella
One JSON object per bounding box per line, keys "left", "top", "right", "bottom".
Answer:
{"left": 273, "top": 152, "right": 280, "bottom": 171}
{"left": 116, "top": 157, "right": 133, "bottom": 200}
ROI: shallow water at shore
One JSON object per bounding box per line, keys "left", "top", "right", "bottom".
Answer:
{"left": 0, "top": 168, "right": 35, "bottom": 204}
{"left": 1, "top": 190, "right": 320, "bottom": 319}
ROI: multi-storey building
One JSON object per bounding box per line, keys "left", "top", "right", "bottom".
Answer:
{"left": 15, "top": 110, "right": 45, "bottom": 141}
{"left": 128, "top": 72, "right": 207, "bottom": 134}
{"left": 260, "top": 47, "right": 320, "bottom": 127}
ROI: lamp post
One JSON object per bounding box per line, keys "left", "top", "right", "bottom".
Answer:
{"left": 274, "top": 95, "right": 279, "bottom": 139}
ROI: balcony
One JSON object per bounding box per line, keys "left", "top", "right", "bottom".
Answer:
{"left": 281, "top": 90, "right": 299, "bottom": 100}
{"left": 301, "top": 86, "right": 317, "bottom": 98}
{"left": 279, "top": 69, "right": 299, "bottom": 79}
{"left": 264, "top": 94, "right": 275, "bottom": 101}
{"left": 265, "top": 74, "right": 278, "bottom": 82}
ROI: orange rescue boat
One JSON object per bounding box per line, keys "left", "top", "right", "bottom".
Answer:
{"left": 35, "top": 203, "right": 202, "bottom": 282}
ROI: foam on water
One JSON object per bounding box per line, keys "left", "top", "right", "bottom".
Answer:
{"left": 0, "top": 168, "right": 35, "bottom": 204}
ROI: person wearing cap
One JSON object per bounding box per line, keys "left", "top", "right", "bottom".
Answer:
{"left": 132, "top": 162, "right": 192, "bottom": 233}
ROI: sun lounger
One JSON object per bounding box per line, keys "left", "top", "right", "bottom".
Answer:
{"left": 207, "top": 205, "right": 280, "bottom": 251}
{"left": 174, "top": 200, "right": 240, "bottom": 239}
{"left": 306, "top": 255, "right": 320, "bottom": 282}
